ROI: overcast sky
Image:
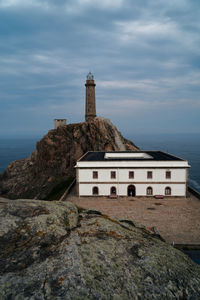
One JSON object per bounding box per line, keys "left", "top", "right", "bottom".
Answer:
{"left": 0, "top": 0, "right": 199, "bottom": 138}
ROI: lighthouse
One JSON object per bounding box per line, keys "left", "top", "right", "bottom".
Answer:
{"left": 85, "top": 72, "right": 96, "bottom": 122}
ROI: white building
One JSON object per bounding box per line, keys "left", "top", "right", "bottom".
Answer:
{"left": 75, "top": 151, "right": 190, "bottom": 198}
{"left": 54, "top": 119, "right": 66, "bottom": 129}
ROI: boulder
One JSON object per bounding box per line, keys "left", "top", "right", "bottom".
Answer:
{"left": 0, "top": 198, "right": 200, "bottom": 299}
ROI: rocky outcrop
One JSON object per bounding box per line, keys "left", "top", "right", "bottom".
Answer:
{"left": 0, "top": 198, "right": 200, "bottom": 299}
{"left": 0, "top": 118, "right": 138, "bottom": 200}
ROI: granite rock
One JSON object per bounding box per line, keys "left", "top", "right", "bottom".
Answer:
{"left": 0, "top": 198, "right": 200, "bottom": 299}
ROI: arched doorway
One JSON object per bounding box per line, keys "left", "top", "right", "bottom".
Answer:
{"left": 110, "top": 186, "right": 117, "bottom": 195}
{"left": 146, "top": 186, "right": 153, "bottom": 196}
{"left": 128, "top": 185, "right": 136, "bottom": 197}
{"left": 92, "top": 186, "right": 99, "bottom": 195}
{"left": 165, "top": 186, "right": 171, "bottom": 196}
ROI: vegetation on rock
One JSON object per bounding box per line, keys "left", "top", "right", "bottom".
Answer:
{"left": 0, "top": 198, "right": 200, "bottom": 299}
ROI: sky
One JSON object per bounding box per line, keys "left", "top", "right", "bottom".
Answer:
{"left": 0, "top": 0, "right": 200, "bottom": 138}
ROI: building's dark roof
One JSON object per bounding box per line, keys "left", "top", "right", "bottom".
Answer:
{"left": 79, "top": 151, "right": 185, "bottom": 162}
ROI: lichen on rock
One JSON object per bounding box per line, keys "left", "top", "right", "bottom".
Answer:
{"left": 0, "top": 198, "right": 200, "bottom": 299}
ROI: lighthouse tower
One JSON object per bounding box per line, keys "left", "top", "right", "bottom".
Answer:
{"left": 85, "top": 72, "right": 96, "bottom": 122}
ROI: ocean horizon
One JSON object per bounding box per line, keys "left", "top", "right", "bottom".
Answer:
{"left": 0, "top": 132, "right": 200, "bottom": 193}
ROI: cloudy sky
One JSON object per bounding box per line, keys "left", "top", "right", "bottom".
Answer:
{"left": 0, "top": 0, "right": 199, "bottom": 138}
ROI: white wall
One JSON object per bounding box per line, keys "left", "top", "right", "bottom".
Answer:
{"left": 77, "top": 167, "right": 187, "bottom": 196}
{"left": 54, "top": 119, "right": 66, "bottom": 129}
{"left": 78, "top": 168, "right": 187, "bottom": 183}
{"left": 78, "top": 183, "right": 186, "bottom": 196}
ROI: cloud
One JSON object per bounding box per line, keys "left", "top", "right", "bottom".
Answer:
{"left": 99, "top": 96, "right": 188, "bottom": 114}
{"left": 75, "top": 0, "right": 124, "bottom": 9}
{"left": 0, "top": 0, "right": 125, "bottom": 14}
{"left": 65, "top": 0, "right": 125, "bottom": 14}
{"left": 114, "top": 17, "right": 199, "bottom": 55}
{"left": 98, "top": 71, "right": 200, "bottom": 94}
{"left": 0, "top": 0, "right": 200, "bottom": 136}
{"left": 116, "top": 19, "right": 178, "bottom": 41}
{"left": 0, "top": 0, "right": 50, "bottom": 9}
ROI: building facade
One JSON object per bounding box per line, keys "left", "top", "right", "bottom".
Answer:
{"left": 75, "top": 151, "right": 190, "bottom": 197}
{"left": 54, "top": 119, "right": 66, "bottom": 129}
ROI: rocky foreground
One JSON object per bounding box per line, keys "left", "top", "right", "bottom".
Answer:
{"left": 0, "top": 117, "right": 138, "bottom": 200}
{"left": 0, "top": 198, "right": 200, "bottom": 299}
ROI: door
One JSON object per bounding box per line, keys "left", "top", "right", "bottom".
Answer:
{"left": 128, "top": 185, "right": 136, "bottom": 197}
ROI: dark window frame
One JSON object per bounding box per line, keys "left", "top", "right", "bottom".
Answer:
{"left": 93, "top": 171, "right": 98, "bottom": 179}
{"left": 166, "top": 171, "right": 171, "bottom": 179}
{"left": 147, "top": 171, "right": 152, "bottom": 179}
{"left": 129, "top": 171, "right": 134, "bottom": 179}
{"left": 111, "top": 171, "right": 116, "bottom": 179}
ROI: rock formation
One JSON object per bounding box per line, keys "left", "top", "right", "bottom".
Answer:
{"left": 0, "top": 117, "right": 138, "bottom": 200}
{"left": 0, "top": 198, "right": 200, "bottom": 299}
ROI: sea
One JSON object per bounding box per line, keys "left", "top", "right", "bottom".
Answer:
{"left": 0, "top": 133, "right": 199, "bottom": 264}
{"left": 129, "top": 133, "right": 200, "bottom": 193}
{"left": 0, "top": 133, "right": 200, "bottom": 191}
{"left": 0, "top": 137, "right": 39, "bottom": 174}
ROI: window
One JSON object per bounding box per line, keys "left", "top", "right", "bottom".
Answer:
{"left": 129, "top": 171, "right": 134, "bottom": 179}
{"left": 166, "top": 171, "right": 171, "bottom": 179}
{"left": 110, "top": 186, "right": 117, "bottom": 195}
{"left": 93, "top": 171, "right": 98, "bottom": 179}
{"left": 147, "top": 186, "right": 153, "bottom": 196}
{"left": 147, "top": 171, "right": 152, "bottom": 179}
{"left": 92, "top": 186, "right": 99, "bottom": 195}
{"left": 165, "top": 187, "right": 171, "bottom": 196}
{"left": 111, "top": 171, "right": 116, "bottom": 179}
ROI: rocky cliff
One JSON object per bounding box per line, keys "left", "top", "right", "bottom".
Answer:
{"left": 0, "top": 118, "right": 138, "bottom": 200}
{"left": 0, "top": 198, "right": 200, "bottom": 299}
